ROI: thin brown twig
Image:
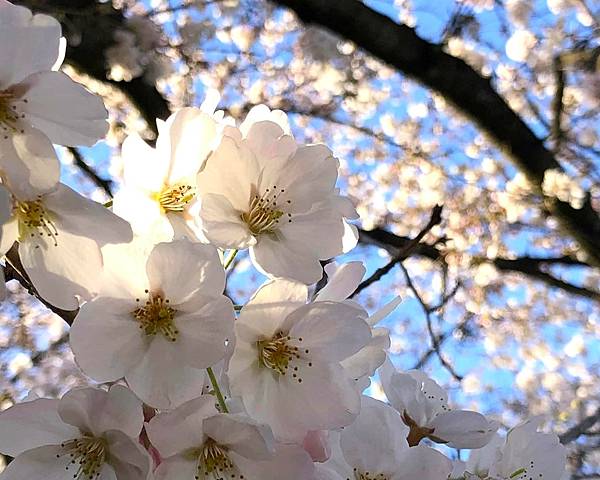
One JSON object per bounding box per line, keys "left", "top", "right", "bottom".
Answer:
{"left": 351, "top": 205, "right": 443, "bottom": 297}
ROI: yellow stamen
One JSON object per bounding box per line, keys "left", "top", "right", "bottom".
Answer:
{"left": 58, "top": 436, "right": 107, "bottom": 480}
{"left": 132, "top": 292, "right": 178, "bottom": 341}
{"left": 156, "top": 184, "right": 195, "bottom": 213}
{"left": 241, "top": 185, "right": 292, "bottom": 235}
{"left": 15, "top": 198, "right": 59, "bottom": 246}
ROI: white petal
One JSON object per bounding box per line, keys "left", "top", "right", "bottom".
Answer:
{"left": 315, "top": 261, "right": 365, "bottom": 301}
{"left": 112, "top": 188, "right": 169, "bottom": 240}
{"left": 429, "top": 410, "right": 499, "bottom": 449}
{"left": 163, "top": 108, "right": 218, "bottom": 183}
{"left": 0, "top": 216, "right": 18, "bottom": 255}
{"left": 146, "top": 396, "right": 218, "bottom": 458}
{"left": 393, "top": 445, "right": 452, "bottom": 480}
{"left": 104, "top": 429, "right": 152, "bottom": 480}
{"left": 0, "top": 127, "right": 59, "bottom": 198}
{"left": 0, "top": 398, "right": 77, "bottom": 457}
{"left": 125, "top": 335, "right": 207, "bottom": 409}
{"left": 342, "top": 327, "right": 390, "bottom": 381}
{"left": 286, "top": 301, "right": 371, "bottom": 362}
{"left": 203, "top": 414, "right": 274, "bottom": 460}
{"left": 235, "top": 444, "right": 315, "bottom": 480}
{"left": 19, "top": 71, "right": 108, "bottom": 146}
{"left": 200, "top": 193, "right": 255, "bottom": 249}
{"left": 239, "top": 105, "right": 291, "bottom": 137}
{"left": 146, "top": 238, "right": 225, "bottom": 302}
{"left": 0, "top": 8, "right": 61, "bottom": 88}
{"left": 121, "top": 133, "right": 167, "bottom": 193}
{"left": 70, "top": 301, "right": 145, "bottom": 382}
{"left": 58, "top": 386, "right": 143, "bottom": 439}
{"left": 153, "top": 455, "right": 196, "bottom": 480}
{"left": 368, "top": 296, "right": 402, "bottom": 326}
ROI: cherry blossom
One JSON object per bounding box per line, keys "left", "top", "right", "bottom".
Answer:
{"left": 0, "top": 183, "right": 132, "bottom": 310}
{"left": 317, "top": 396, "right": 453, "bottom": 480}
{"left": 380, "top": 359, "right": 499, "bottom": 448}
{"left": 227, "top": 278, "right": 371, "bottom": 441}
{"left": 0, "top": 0, "right": 108, "bottom": 196}
{"left": 453, "top": 418, "right": 566, "bottom": 480}
{"left": 196, "top": 109, "right": 358, "bottom": 284}
{"left": 146, "top": 395, "right": 316, "bottom": 480}
{"left": 0, "top": 385, "right": 151, "bottom": 480}
{"left": 69, "top": 238, "right": 234, "bottom": 409}
{"left": 113, "top": 106, "right": 218, "bottom": 241}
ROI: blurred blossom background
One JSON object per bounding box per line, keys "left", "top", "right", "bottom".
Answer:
{"left": 1, "top": 0, "right": 599, "bottom": 477}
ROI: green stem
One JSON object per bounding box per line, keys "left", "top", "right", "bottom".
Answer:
{"left": 207, "top": 367, "right": 228, "bottom": 413}
{"left": 223, "top": 249, "right": 238, "bottom": 270}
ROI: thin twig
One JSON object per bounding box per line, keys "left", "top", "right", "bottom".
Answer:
{"left": 560, "top": 407, "right": 600, "bottom": 444}
{"left": 551, "top": 56, "right": 565, "bottom": 153}
{"left": 69, "top": 148, "right": 113, "bottom": 198}
{"left": 352, "top": 205, "right": 443, "bottom": 297}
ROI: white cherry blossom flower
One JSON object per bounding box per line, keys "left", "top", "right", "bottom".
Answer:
{"left": 380, "top": 359, "right": 499, "bottom": 449}
{"left": 0, "top": 385, "right": 151, "bottom": 480}
{"left": 197, "top": 112, "right": 358, "bottom": 284}
{"left": 0, "top": 183, "right": 132, "bottom": 310}
{"left": 318, "top": 396, "right": 452, "bottom": 480}
{"left": 146, "top": 396, "right": 316, "bottom": 480}
{"left": 227, "top": 278, "right": 372, "bottom": 441}
{"left": 453, "top": 418, "right": 566, "bottom": 480}
{"left": 0, "top": 0, "right": 108, "bottom": 196}
{"left": 113, "top": 107, "right": 218, "bottom": 241}
{"left": 70, "top": 238, "right": 235, "bottom": 409}
{"left": 315, "top": 261, "right": 401, "bottom": 389}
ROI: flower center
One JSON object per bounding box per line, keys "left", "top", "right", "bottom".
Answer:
{"left": 156, "top": 184, "right": 195, "bottom": 213}
{"left": 241, "top": 185, "right": 292, "bottom": 235}
{"left": 257, "top": 331, "right": 311, "bottom": 382}
{"left": 132, "top": 292, "right": 178, "bottom": 341}
{"left": 15, "top": 198, "right": 59, "bottom": 246}
{"left": 194, "top": 439, "right": 236, "bottom": 480}
{"left": 58, "top": 436, "right": 107, "bottom": 480}
{"left": 354, "top": 469, "right": 389, "bottom": 480}
{"left": 0, "top": 91, "right": 25, "bottom": 138}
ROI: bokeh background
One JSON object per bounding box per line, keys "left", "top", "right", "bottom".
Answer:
{"left": 1, "top": 0, "right": 599, "bottom": 476}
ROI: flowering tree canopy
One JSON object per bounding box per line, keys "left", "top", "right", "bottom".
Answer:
{"left": 0, "top": 0, "right": 599, "bottom": 479}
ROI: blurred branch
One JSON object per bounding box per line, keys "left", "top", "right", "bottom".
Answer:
{"left": 68, "top": 148, "right": 113, "bottom": 197}
{"left": 352, "top": 205, "right": 444, "bottom": 297}
{"left": 551, "top": 56, "right": 565, "bottom": 152}
{"left": 271, "top": 0, "right": 600, "bottom": 267}
{"left": 561, "top": 407, "right": 600, "bottom": 444}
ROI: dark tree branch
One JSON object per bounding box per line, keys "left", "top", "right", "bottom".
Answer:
{"left": 560, "top": 407, "right": 600, "bottom": 444}
{"left": 69, "top": 148, "right": 113, "bottom": 197}
{"left": 270, "top": 0, "right": 600, "bottom": 266}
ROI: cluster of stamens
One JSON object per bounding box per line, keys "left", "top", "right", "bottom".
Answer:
{"left": 132, "top": 290, "right": 178, "bottom": 341}
{"left": 16, "top": 198, "right": 59, "bottom": 246}
{"left": 241, "top": 185, "right": 292, "bottom": 235}
{"left": 57, "top": 436, "right": 107, "bottom": 480}
{"left": 257, "top": 332, "right": 311, "bottom": 382}
{"left": 194, "top": 439, "right": 239, "bottom": 480}
{"left": 0, "top": 91, "right": 26, "bottom": 138}
{"left": 352, "top": 469, "right": 389, "bottom": 480}
{"left": 156, "top": 184, "right": 195, "bottom": 212}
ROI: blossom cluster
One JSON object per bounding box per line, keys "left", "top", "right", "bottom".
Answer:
{"left": 0, "top": 2, "right": 567, "bottom": 480}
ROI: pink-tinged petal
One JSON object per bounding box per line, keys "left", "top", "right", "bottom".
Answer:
{"left": 197, "top": 136, "right": 259, "bottom": 212}
{"left": 340, "top": 397, "right": 409, "bottom": 475}
{"left": 429, "top": 410, "right": 499, "bottom": 449}
{"left": 18, "top": 71, "right": 108, "bottom": 146}
{"left": 0, "top": 7, "right": 61, "bottom": 88}
{"left": 104, "top": 429, "right": 152, "bottom": 480}
{"left": 315, "top": 262, "right": 365, "bottom": 302}
{"left": 237, "top": 278, "right": 307, "bottom": 341}
{"left": 0, "top": 127, "right": 59, "bottom": 198}
{"left": 200, "top": 193, "right": 255, "bottom": 249}
{"left": 125, "top": 335, "right": 207, "bottom": 410}
{"left": 286, "top": 301, "right": 371, "bottom": 362}
{"left": 316, "top": 465, "right": 344, "bottom": 480}
{"left": 250, "top": 235, "right": 324, "bottom": 284}
{"left": 0, "top": 444, "right": 117, "bottom": 480}
{"left": 303, "top": 430, "right": 331, "bottom": 463}
{"left": 146, "top": 238, "right": 225, "bottom": 302}
{"left": 173, "top": 296, "right": 235, "bottom": 369}
{"left": 239, "top": 105, "right": 291, "bottom": 137}
{"left": 58, "top": 386, "right": 143, "bottom": 439}
{"left": 0, "top": 398, "right": 78, "bottom": 457}
{"left": 342, "top": 327, "right": 390, "bottom": 382}
{"left": 19, "top": 229, "right": 102, "bottom": 310}
{"left": 146, "top": 396, "right": 217, "bottom": 458}
{"left": 203, "top": 414, "right": 274, "bottom": 460}
{"left": 153, "top": 455, "right": 196, "bottom": 480}
{"left": 163, "top": 108, "right": 218, "bottom": 183}
{"left": 393, "top": 445, "right": 452, "bottom": 480}
{"left": 234, "top": 444, "right": 316, "bottom": 480}
{"left": 70, "top": 298, "right": 145, "bottom": 383}
{"left": 44, "top": 183, "right": 133, "bottom": 246}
